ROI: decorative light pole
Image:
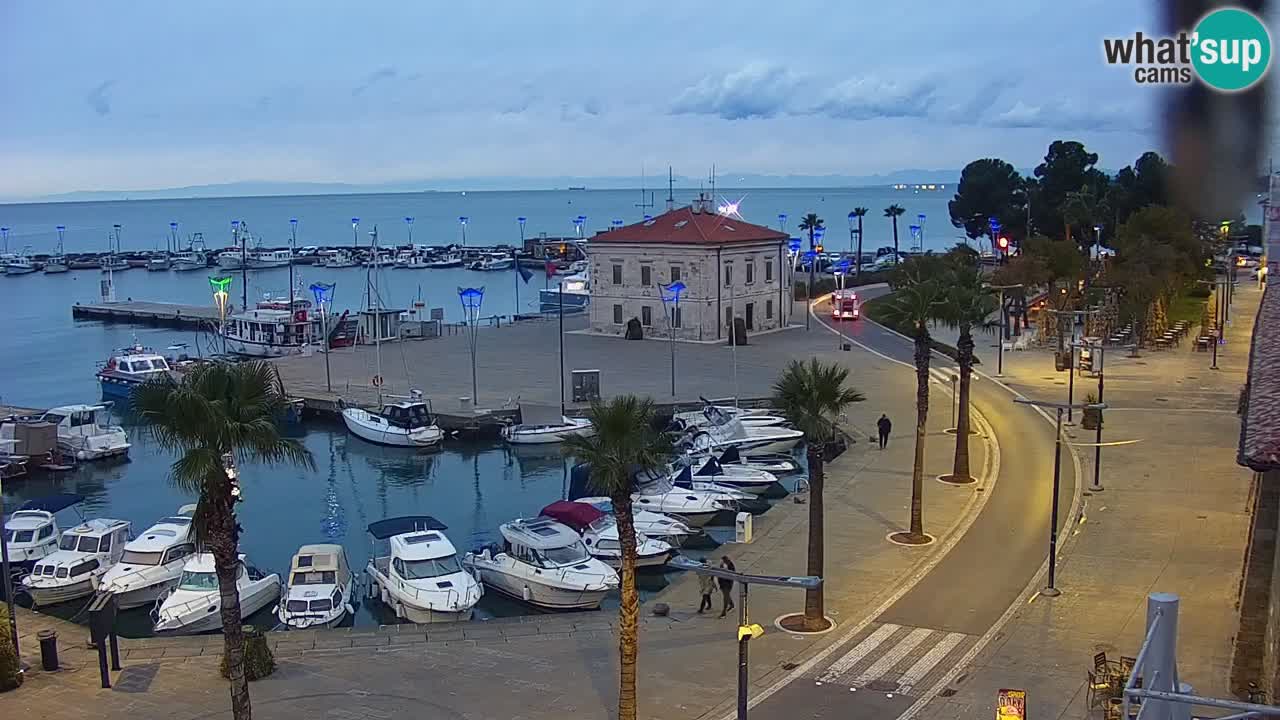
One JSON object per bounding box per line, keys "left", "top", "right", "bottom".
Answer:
{"left": 573, "top": 215, "right": 586, "bottom": 240}
{"left": 458, "top": 286, "right": 485, "bottom": 406}
{"left": 515, "top": 216, "right": 527, "bottom": 317}
{"left": 310, "top": 282, "right": 335, "bottom": 391}
{"left": 660, "top": 281, "right": 686, "bottom": 397}
{"left": 917, "top": 213, "right": 927, "bottom": 250}
{"left": 58, "top": 225, "right": 67, "bottom": 257}
{"left": 211, "top": 275, "right": 232, "bottom": 353}
{"left": 0, "top": 227, "right": 8, "bottom": 254}
{"left": 847, "top": 212, "right": 857, "bottom": 255}
{"left": 232, "top": 220, "right": 246, "bottom": 311}
{"left": 777, "top": 213, "right": 787, "bottom": 233}
{"left": 405, "top": 216, "right": 414, "bottom": 246}
{"left": 611, "top": 219, "right": 623, "bottom": 230}
{"left": 351, "top": 217, "right": 360, "bottom": 248}
{"left": 458, "top": 216, "right": 468, "bottom": 247}
{"left": 168, "top": 222, "right": 178, "bottom": 255}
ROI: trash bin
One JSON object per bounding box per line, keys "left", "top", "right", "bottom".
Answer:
{"left": 38, "top": 629, "right": 58, "bottom": 671}
{"left": 735, "top": 512, "right": 753, "bottom": 544}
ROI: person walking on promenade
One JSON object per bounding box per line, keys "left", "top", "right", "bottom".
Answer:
{"left": 717, "top": 556, "right": 736, "bottom": 618}
{"left": 697, "top": 566, "right": 717, "bottom": 613}
{"left": 877, "top": 414, "right": 893, "bottom": 450}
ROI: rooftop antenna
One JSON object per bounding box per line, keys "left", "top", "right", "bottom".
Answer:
{"left": 710, "top": 163, "right": 716, "bottom": 208}
{"left": 636, "top": 163, "right": 655, "bottom": 216}
{"left": 666, "top": 166, "right": 675, "bottom": 211}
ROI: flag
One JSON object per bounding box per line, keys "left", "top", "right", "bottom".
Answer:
{"left": 545, "top": 259, "right": 557, "bottom": 277}
{"left": 519, "top": 265, "right": 533, "bottom": 283}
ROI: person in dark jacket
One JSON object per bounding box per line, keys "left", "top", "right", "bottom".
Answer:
{"left": 877, "top": 414, "right": 892, "bottom": 450}
{"left": 717, "top": 556, "right": 736, "bottom": 618}
{"left": 697, "top": 568, "right": 717, "bottom": 613}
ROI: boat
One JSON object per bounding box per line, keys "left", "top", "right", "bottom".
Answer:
{"left": 704, "top": 445, "right": 800, "bottom": 474}
{"left": 630, "top": 484, "right": 732, "bottom": 528}
{"left": 677, "top": 405, "right": 803, "bottom": 455}
{"left": 463, "top": 516, "right": 618, "bottom": 610}
{"left": 572, "top": 497, "right": 695, "bottom": 547}
{"left": 40, "top": 404, "right": 130, "bottom": 460}
{"left": 248, "top": 249, "right": 293, "bottom": 269}
{"left": 424, "top": 252, "right": 463, "bottom": 268}
{"left": 467, "top": 251, "right": 514, "bottom": 271}
{"left": 172, "top": 236, "right": 208, "bottom": 271}
{"left": 672, "top": 403, "right": 787, "bottom": 428}
{"left": 393, "top": 250, "right": 429, "bottom": 268}
{"left": 100, "top": 505, "right": 197, "bottom": 610}
{"left": 220, "top": 298, "right": 327, "bottom": 358}
{"left": 365, "top": 517, "right": 482, "bottom": 623}
{"left": 22, "top": 518, "right": 132, "bottom": 606}
{"left": 276, "top": 543, "right": 356, "bottom": 629}
{"left": 323, "top": 250, "right": 359, "bottom": 268}
{"left": 539, "top": 264, "right": 590, "bottom": 312}
{"left": 500, "top": 416, "right": 593, "bottom": 445}
{"left": 100, "top": 255, "right": 130, "bottom": 272}
{"left": 1, "top": 494, "right": 82, "bottom": 570}
{"left": 540, "top": 501, "right": 675, "bottom": 569}
{"left": 97, "top": 345, "right": 175, "bottom": 399}
{"left": 152, "top": 553, "right": 281, "bottom": 634}
{"left": 45, "top": 232, "right": 69, "bottom": 274}
{"left": 667, "top": 456, "right": 779, "bottom": 494}
{"left": 3, "top": 248, "right": 38, "bottom": 276}
{"left": 215, "top": 250, "right": 245, "bottom": 269}
{"left": 146, "top": 253, "right": 172, "bottom": 271}
{"left": 343, "top": 394, "right": 444, "bottom": 448}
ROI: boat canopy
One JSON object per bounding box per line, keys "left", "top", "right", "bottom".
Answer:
{"left": 540, "top": 500, "right": 604, "bottom": 531}
{"left": 718, "top": 446, "right": 741, "bottom": 464}
{"left": 695, "top": 457, "right": 725, "bottom": 477}
{"left": 500, "top": 517, "right": 583, "bottom": 550}
{"left": 18, "top": 493, "right": 84, "bottom": 514}
{"left": 367, "top": 516, "right": 447, "bottom": 540}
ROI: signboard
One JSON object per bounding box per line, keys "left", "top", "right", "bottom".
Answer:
{"left": 996, "top": 689, "right": 1026, "bottom": 720}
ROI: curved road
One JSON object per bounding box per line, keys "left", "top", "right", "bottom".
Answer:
{"left": 750, "top": 290, "right": 1076, "bottom": 719}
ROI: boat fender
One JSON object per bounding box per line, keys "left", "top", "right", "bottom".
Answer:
{"left": 394, "top": 601, "right": 404, "bottom": 619}
{"left": 344, "top": 603, "right": 354, "bottom": 616}
{"left": 521, "top": 585, "right": 532, "bottom": 602}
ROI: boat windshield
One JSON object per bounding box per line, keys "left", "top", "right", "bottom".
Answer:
{"left": 401, "top": 554, "right": 462, "bottom": 579}
{"left": 6, "top": 529, "right": 33, "bottom": 543}
{"left": 542, "top": 541, "right": 590, "bottom": 566}
{"left": 292, "top": 570, "right": 336, "bottom": 585}
{"left": 59, "top": 534, "right": 102, "bottom": 551}
{"left": 120, "top": 550, "right": 163, "bottom": 566}
{"left": 178, "top": 571, "right": 218, "bottom": 591}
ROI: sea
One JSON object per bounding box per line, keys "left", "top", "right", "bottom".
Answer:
{"left": 0, "top": 186, "right": 944, "bottom": 633}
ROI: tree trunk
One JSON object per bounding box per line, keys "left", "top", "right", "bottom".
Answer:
{"left": 207, "top": 486, "right": 251, "bottom": 720}
{"left": 803, "top": 444, "right": 825, "bottom": 629}
{"left": 951, "top": 324, "right": 974, "bottom": 482}
{"left": 892, "top": 217, "right": 900, "bottom": 264}
{"left": 612, "top": 490, "right": 639, "bottom": 720}
{"left": 910, "top": 325, "right": 930, "bottom": 538}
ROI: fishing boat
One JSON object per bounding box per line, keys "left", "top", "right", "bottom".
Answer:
{"left": 424, "top": 252, "right": 463, "bottom": 268}
{"left": 323, "top": 250, "right": 359, "bottom": 268}
{"left": 540, "top": 501, "right": 675, "bottom": 569}
{"left": 365, "top": 517, "right": 482, "bottom": 624}
{"left": 44, "top": 229, "right": 69, "bottom": 274}
{"left": 172, "top": 234, "right": 208, "bottom": 271}
{"left": 97, "top": 344, "right": 175, "bottom": 399}
{"left": 463, "top": 516, "right": 618, "bottom": 610}
{"left": 393, "top": 250, "right": 429, "bottom": 268}
{"left": 276, "top": 544, "right": 356, "bottom": 629}
{"left": 100, "top": 506, "right": 197, "bottom": 610}
{"left": 1, "top": 494, "right": 82, "bottom": 571}
{"left": 3, "top": 248, "right": 38, "bottom": 276}
{"left": 467, "top": 251, "right": 514, "bottom": 271}
{"left": 248, "top": 248, "right": 293, "bottom": 269}
{"left": 22, "top": 518, "right": 132, "bottom": 606}
{"left": 215, "top": 250, "right": 245, "bottom": 269}
{"left": 220, "top": 297, "right": 327, "bottom": 358}
{"left": 152, "top": 553, "right": 280, "bottom": 634}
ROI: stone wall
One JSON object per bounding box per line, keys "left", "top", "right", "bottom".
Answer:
{"left": 1232, "top": 470, "right": 1280, "bottom": 698}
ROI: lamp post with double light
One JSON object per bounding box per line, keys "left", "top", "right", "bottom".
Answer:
{"left": 660, "top": 281, "right": 686, "bottom": 397}
{"left": 515, "top": 217, "right": 527, "bottom": 317}
{"left": 310, "top": 282, "right": 335, "bottom": 391}
{"left": 458, "top": 216, "right": 468, "bottom": 247}
{"left": 458, "top": 287, "right": 484, "bottom": 406}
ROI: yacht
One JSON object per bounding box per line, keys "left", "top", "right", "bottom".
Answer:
{"left": 424, "top": 252, "right": 463, "bottom": 268}
{"left": 705, "top": 445, "right": 801, "bottom": 474}
{"left": 572, "top": 497, "right": 695, "bottom": 547}
{"left": 220, "top": 298, "right": 327, "bottom": 357}
{"left": 22, "top": 518, "right": 132, "bottom": 606}
{"left": 276, "top": 544, "right": 355, "bottom": 629}
{"left": 248, "top": 249, "right": 293, "bottom": 269}
{"left": 323, "top": 250, "right": 359, "bottom": 268}
{"left": 3, "top": 248, "right": 38, "bottom": 276}
{"left": 100, "top": 506, "right": 197, "bottom": 610}
{"left": 540, "top": 501, "right": 674, "bottom": 569}
{"left": 678, "top": 405, "right": 803, "bottom": 455}
{"left": 463, "top": 516, "right": 618, "bottom": 610}
{"left": 631, "top": 484, "right": 731, "bottom": 528}
{"left": 661, "top": 465, "right": 760, "bottom": 500}
{"left": 500, "top": 416, "right": 593, "bottom": 445}
{"left": 1, "top": 493, "right": 82, "bottom": 570}
{"left": 365, "top": 517, "right": 482, "bottom": 624}
{"left": 539, "top": 264, "right": 590, "bottom": 312}
{"left": 39, "top": 404, "right": 130, "bottom": 460}
{"left": 97, "top": 345, "right": 174, "bottom": 400}
{"left": 152, "top": 553, "right": 280, "bottom": 634}
{"left": 672, "top": 404, "right": 788, "bottom": 429}
{"left": 146, "top": 253, "right": 172, "bottom": 271}
{"left": 467, "top": 251, "right": 514, "bottom": 271}
{"left": 172, "top": 236, "right": 208, "bottom": 271}
{"left": 343, "top": 396, "right": 444, "bottom": 448}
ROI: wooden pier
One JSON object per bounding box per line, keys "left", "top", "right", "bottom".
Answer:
{"left": 72, "top": 301, "right": 222, "bottom": 329}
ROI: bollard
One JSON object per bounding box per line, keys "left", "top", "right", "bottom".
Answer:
{"left": 37, "top": 629, "right": 58, "bottom": 671}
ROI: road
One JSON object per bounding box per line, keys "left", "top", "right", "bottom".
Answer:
{"left": 749, "top": 289, "right": 1074, "bottom": 719}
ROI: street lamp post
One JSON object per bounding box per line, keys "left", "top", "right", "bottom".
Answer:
{"left": 847, "top": 212, "right": 856, "bottom": 255}
{"left": 458, "top": 216, "right": 469, "bottom": 247}
{"left": 777, "top": 213, "right": 787, "bottom": 233}
{"left": 515, "top": 217, "right": 527, "bottom": 318}
{"left": 1197, "top": 279, "right": 1226, "bottom": 370}
{"left": 917, "top": 213, "right": 927, "bottom": 250}
{"left": 988, "top": 283, "right": 1023, "bottom": 377}
{"left": 660, "top": 281, "right": 686, "bottom": 397}
{"left": 458, "top": 287, "right": 485, "bottom": 406}
{"left": 558, "top": 279, "right": 566, "bottom": 415}
{"left": 310, "top": 282, "right": 335, "bottom": 392}
{"left": 1072, "top": 341, "right": 1106, "bottom": 493}
{"left": 405, "top": 216, "right": 414, "bottom": 247}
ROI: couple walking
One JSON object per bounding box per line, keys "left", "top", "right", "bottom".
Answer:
{"left": 697, "top": 556, "right": 737, "bottom": 618}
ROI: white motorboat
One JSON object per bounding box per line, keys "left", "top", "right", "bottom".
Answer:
{"left": 100, "top": 506, "right": 197, "bottom": 610}
{"left": 679, "top": 405, "right": 803, "bottom": 455}
{"left": 424, "top": 252, "right": 463, "bottom": 268}
{"left": 540, "top": 501, "right": 674, "bottom": 569}
{"left": 3, "top": 248, "right": 38, "bottom": 276}
{"left": 171, "top": 237, "right": 208, "bottom": 271}
{"left": 501, "top": 416, "right": 593, "bottom": 445}
{"left": 43, "top": 256, "right": 69, "bottom": 274}
{"left": 96, "top": 345, "right": 175, "bottom": 400}
{"left": 539, "top": 262, "right": 591, "bottom": 312}
{"left": 572, "top": 497, "right": 695, "bottom": 546}
{"left": 673, "top": 404, "right": 788, "bottom": 428}
{"left": 22, "top": 518, "right": 131, "bottom": 606}
{"left": 365, "top": 517, "right": 482, "bottom": 624}
{"left": 41, "top": 404, "right": 130, "bottom": 460}
{"left": 248, "top": 249, "right": 292, "bottom": 269}
{"left": 467, "top": 252, "right": 514, "bottom": 271}
{"left": 393, "top": 250, "right": 431, "bottom": 268}
{"left": 1, "top": 493, "right": 82, "bottom": 570}
{"left": 658, "top": 466, "right": 758, "bottom": 500}
{"left": 323, "top": 250, "right": 359, "bottom": 268}
{"left": 146, "top": 253, "right": 172, "bottom": 271}
{"left": 630, "top": 485, "right": 730, "bottom": 528}
{"left": 463, "top": 517, "right": 618, "bottom": 610}
{"left": 343, "top": 397, "right": 444, "bottom": 448}
{"left": 277, "top": 543, "right": 356, "bottom": 629}
{"left": 153, "top": 553, "right": 281, "bottom": 634}
{"left": 707, "top": 445, "right": 801, "bottom": 474}
{"left": 673, "top": 456, "right": 779, "bottom": 494}
{"left": 215, "top": 250, "right": 245, "bottom": 269}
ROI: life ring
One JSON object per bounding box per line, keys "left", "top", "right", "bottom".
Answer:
{"left": 372, "top": 375, "right": 384, "bottom": 387}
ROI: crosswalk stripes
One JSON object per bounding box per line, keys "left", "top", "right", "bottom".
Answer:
{"left": 812, "top": 623, "right": 976, "bottom": 696}
{"left": 928, "top": 367, "right": 959, "bottom": 386}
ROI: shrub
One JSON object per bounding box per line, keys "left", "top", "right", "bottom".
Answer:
{"left": 0, "top": 606, "right": 21, "bottom": 691}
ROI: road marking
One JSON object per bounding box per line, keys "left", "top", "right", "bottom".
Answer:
{"left": 815, "top": 624, "right": 900, "bottom": 684}
{"left": 895, "top": 632, "right": 967, "bottom": 694}
{"left": 849, "top": 627, "right": 933, "bottom": 687}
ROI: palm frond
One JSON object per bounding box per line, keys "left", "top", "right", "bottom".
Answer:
{"left": 772, "top": 359, "right": 865, "bottom": 444}
{"left": 562, "top": 396, "right": 670, "bottom": 497}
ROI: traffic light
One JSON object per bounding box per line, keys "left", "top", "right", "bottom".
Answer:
{"left": 997, "top": 236, "right": 1009, "bottom": 251}
{"left": 816, "top": 244, "right": 824, "bottom": 253}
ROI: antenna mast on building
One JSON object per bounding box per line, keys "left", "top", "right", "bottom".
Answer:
{"left": 666, "top": 166, "right": 675, "bottom": 211}
{"left": 636, "top": 163, "right": 655, "bottom": 216}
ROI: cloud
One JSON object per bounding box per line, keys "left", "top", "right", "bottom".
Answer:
{"left": 87, "top": 80, "right": 114, "bottom": 116}
{"left": 989, "top": 99, "right": 1149, "bottom": 132}
{"left": 814, "top": 77, "right": 937, "bottom": 120}
{"left": 670, "top": 62, "right": 804, "bottom": 120}
{"left": 351, "top": 67, "right": 397, "bottom": 96}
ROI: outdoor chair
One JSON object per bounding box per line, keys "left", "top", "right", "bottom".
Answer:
{"left": 1087, "top": 669, "right": 1114, "bottom": 710}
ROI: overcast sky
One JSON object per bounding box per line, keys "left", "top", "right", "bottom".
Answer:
{"left": 2, "top": 1, "right": 1185, "bottom": 196}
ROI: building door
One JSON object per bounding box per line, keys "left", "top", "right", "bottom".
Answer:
{"left": 746, "top": 303, "right": 755, "bottom": 330}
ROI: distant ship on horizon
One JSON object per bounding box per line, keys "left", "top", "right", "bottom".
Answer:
{"left": 892, "top": 183, "right": 946, "bottom": 191}
{"left": 567, "top": 186, "right": 587, "bottom": 191}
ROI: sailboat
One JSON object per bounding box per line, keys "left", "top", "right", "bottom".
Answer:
{"left": 342, "top": 226, "right": 444, "bottom": 448}
{"left": 44, "top": 226, "right": 69, "bottom": 273}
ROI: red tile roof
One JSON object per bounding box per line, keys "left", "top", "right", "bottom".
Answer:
{"left": 590, "top": 206, "right": 789, "bottom": 246}
{"left": 1240, "top": 283, "right": 1280, "bottom": 470}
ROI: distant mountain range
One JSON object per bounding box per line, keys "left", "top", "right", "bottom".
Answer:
{"left": 4, "top": 170, "right": 965, "bottom": 204}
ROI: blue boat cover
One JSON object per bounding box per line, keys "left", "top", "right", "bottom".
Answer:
{"left": 366, "top": 515, "right": 447, "bottom": 539}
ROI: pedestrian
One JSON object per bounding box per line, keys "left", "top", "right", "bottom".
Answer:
{"left": 717, "top": 556, "right": 736, "bottom": 618}
{"left": 877, "top": 414, "right": 892, "bottom": 450}
{"left": 697, "top": 566, "right": 717, "bottom": 613}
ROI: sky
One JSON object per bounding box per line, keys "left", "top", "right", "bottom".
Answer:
{"left": 0, "top": 1, "right": 1204, "bottom": 198}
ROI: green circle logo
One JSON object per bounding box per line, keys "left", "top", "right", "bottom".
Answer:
{"left": 1192, "top": 7, "right": 1272, "bottom": 91}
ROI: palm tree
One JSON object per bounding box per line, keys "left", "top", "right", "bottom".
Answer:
{"left": 561, "top": 396, "right": 671, "bottom": 720}
{"left": 851, "top": 207, "right": 869, "bottom": 276}
{"left": 881, "top": 266, "right": 945, "bottom": 544}
{"left": 132, "top": 363, "right": 312, "bottom": 720}
{"left": 773, "top": 359, "right": 864, "bottom": 631}
{"left": 884, "top": 205, "right": 906, "bottom": 264}
{"left": 936, "top": 264, "right": 997, "bottom": 484}
{"left": 797, "top": 213, "right": 825, "bottom": 305}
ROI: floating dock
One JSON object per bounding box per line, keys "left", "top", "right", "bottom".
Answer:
{"left": 72, "top": 301, "right": 222, "bottom": 329}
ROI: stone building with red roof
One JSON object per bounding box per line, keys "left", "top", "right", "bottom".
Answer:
{"left": 585, "top": 198, "right": 792, "bottom": 340}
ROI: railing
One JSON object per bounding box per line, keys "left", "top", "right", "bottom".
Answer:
{"left": 366, "top": 564, "right": 474, "bottom": 611}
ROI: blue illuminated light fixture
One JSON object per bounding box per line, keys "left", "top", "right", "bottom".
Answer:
{"left": 458, "top": 286, "right": 485, "bottom": 403}
{"left": 309, "top": 282, "right": 336, "bottom": 391}
{"left": 659, "top": 281, "right": 687, "bottom": 397}
{"left": 0, "top": 227, "right": 8, "bottom": 253}
{"left": 404, "top": 216, "right": 414, "bottom": 245}
{"left": 777, "top": 213, "right": 787, "bottom": 232}
{"left": 458, "top": 216, "right": 469, "bottom": 246}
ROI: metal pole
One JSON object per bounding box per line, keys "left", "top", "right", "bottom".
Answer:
{"left": 1043, "top": 407, "right": 1064, "bottom": 597}
{"left": 669, "top": 303, "right": 677, "bottom": 397}
{"left": 322, "top": 308, "right": 332, "bottom": 392}
{"left": 0, "top": 480, "right": 20, "bottom": 671}
{"left": 470, "top": 311, "right": 479, "bottom": 405}
{"left": 515, "top": 223, "right": 525, "bottom": 319}
{"left": 1067, "top": 351, "right": 1076, "bottom": 424}
{"left": 1091, "top": 367, "right": 1104, "bottom": 492}
{"left": 737, "top": 582, "right": 749, "bottom": 720}
{"left": 997, "top": 288, "right": 1005, "bottom": 377}
{"left": 950, "top": 376, "right": 957, "bottom": 429}
{"left": 559, "top": 281, "right": 565, "bottom": 416}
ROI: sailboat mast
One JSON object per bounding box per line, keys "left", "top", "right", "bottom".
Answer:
{"left": 288, "top": 218, "right": 297, "bottom": 315}
{"left": 371, "top": 225, "right": 382, "bottom": 405}
{"left": 238, "top": 221, "right": 248, "bottom": 311}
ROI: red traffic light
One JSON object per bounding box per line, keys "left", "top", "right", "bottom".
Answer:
{"left": 997, "top": 236, "right": 1009, "bottom": 251}
{"left": 816, "top": 244, "right": 824, "bottom": 253}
